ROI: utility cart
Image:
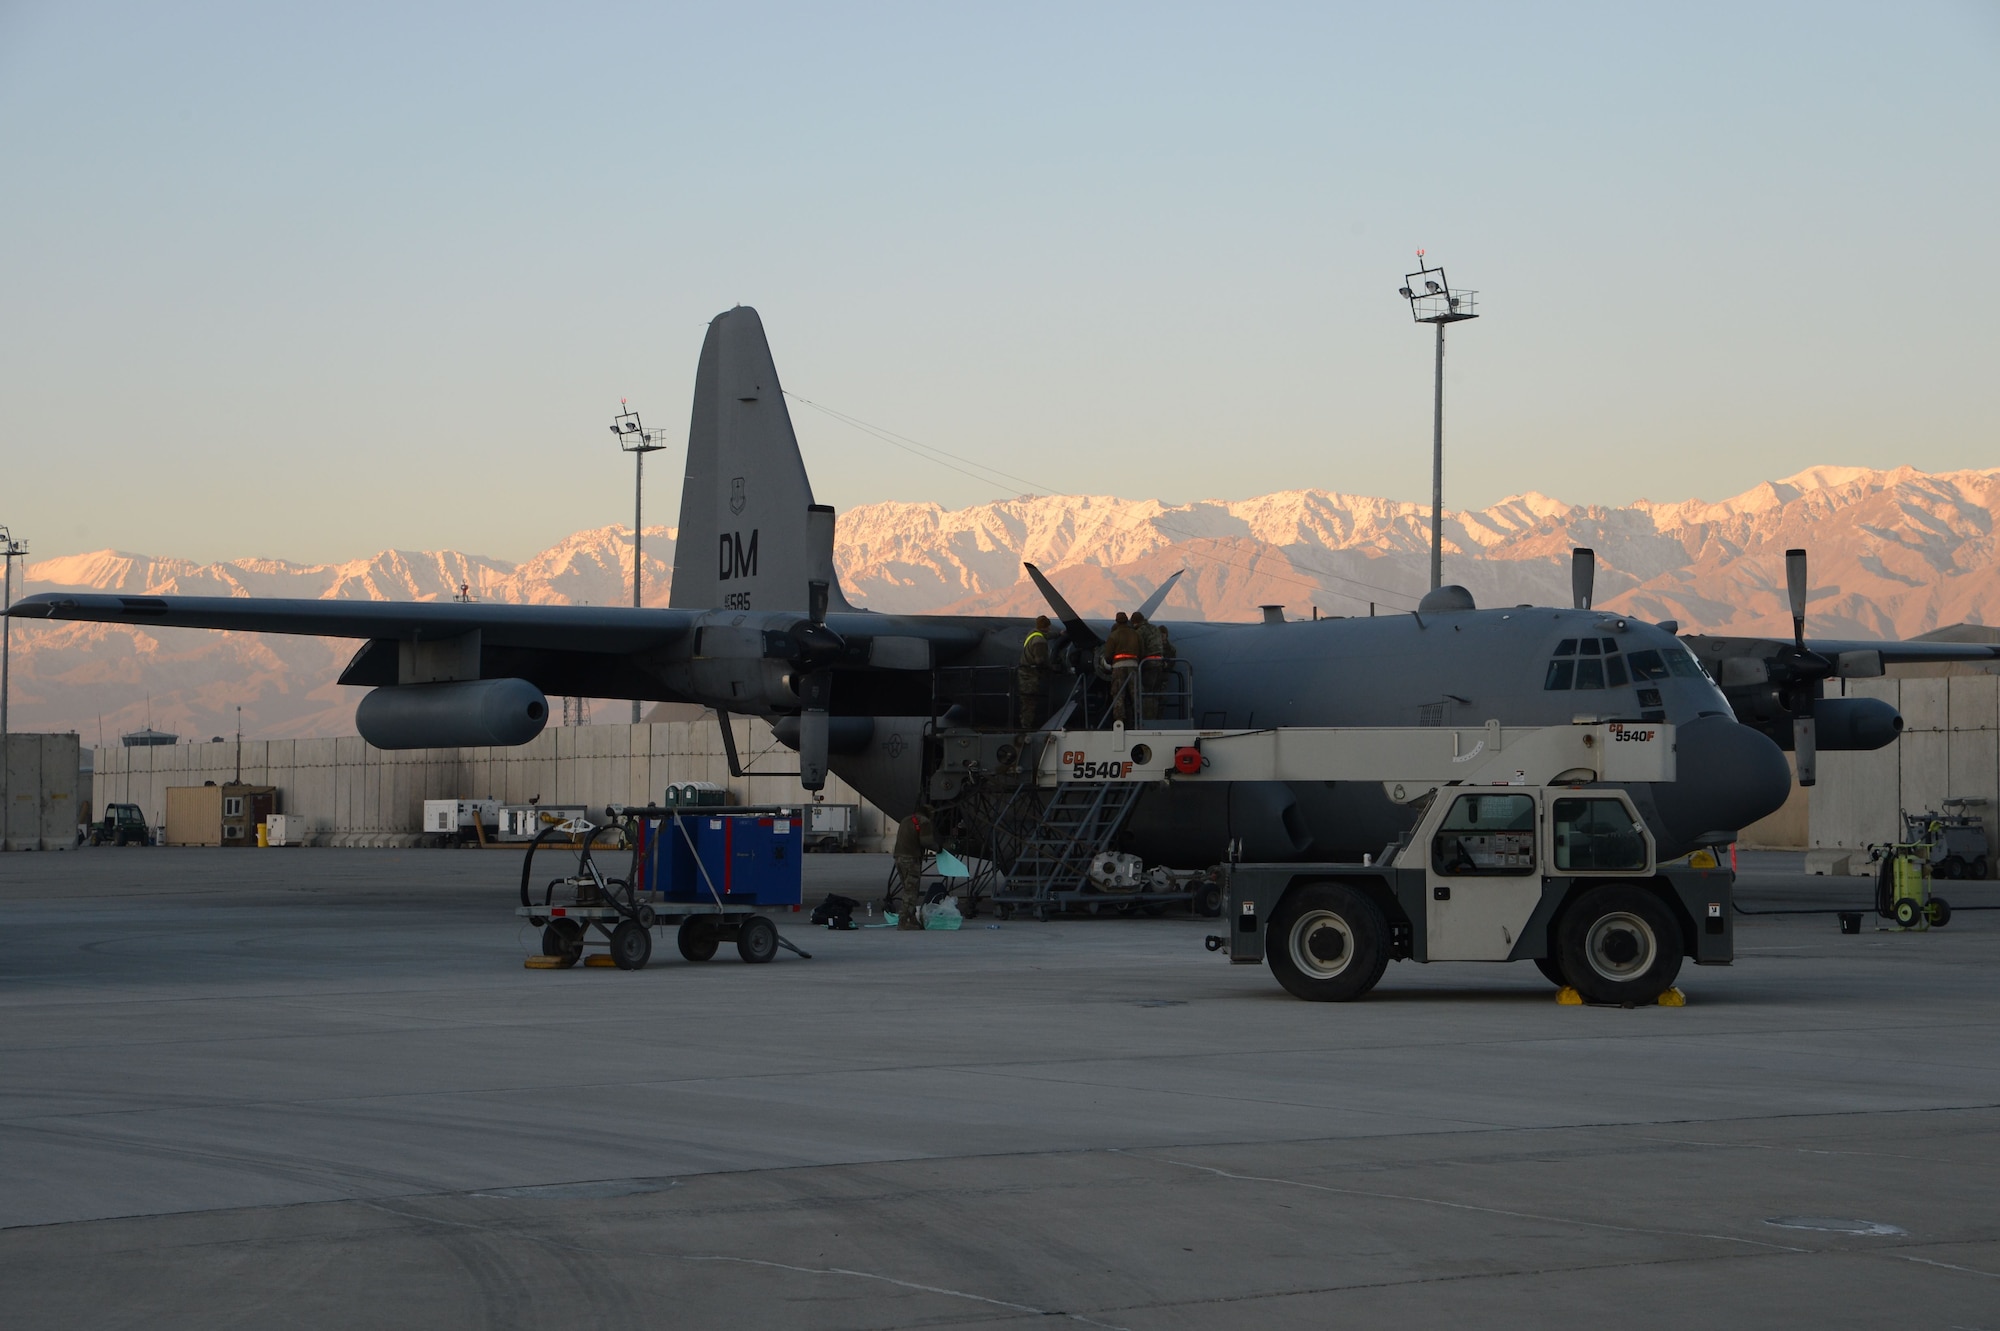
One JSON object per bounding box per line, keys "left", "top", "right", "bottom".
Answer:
{"left": 516, "top": 809, "right": 809, "bottom": 971}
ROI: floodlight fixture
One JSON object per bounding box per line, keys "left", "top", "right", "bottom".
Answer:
{"left": 609, "top": 404, "right": 669, "bottom": 721}
{"left": 1396, "top": 251, "right": 1481, "bottom": 592}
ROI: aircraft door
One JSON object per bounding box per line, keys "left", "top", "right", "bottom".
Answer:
{"left": 1425, "top": 791, "right": 1545, "bottom": 961}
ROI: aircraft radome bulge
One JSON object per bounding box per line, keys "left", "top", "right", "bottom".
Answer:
{"left": 356, "top": 678, "right": 549, "bottom": 750}
{"left": 1417, "top": 585, "right": 1476, "bottom": 613}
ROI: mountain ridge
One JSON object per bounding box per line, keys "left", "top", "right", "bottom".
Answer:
{"left": 11, "top": 465, "right": 1997, "bottom": 741}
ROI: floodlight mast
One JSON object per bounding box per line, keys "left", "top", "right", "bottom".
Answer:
{"left": 1398, "top": 252, "right": 1478, "bottom": 592}
{"left": 610, "top": 401, "right": 667, "bottom": 723}
{"left": 0, "top": 526, "right": 25, "bottom": 850}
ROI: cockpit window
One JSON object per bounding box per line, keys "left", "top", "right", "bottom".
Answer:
{"left": 1627, "top": 649, "right": 1669, "bottom": 681}
{"left": 1578, "top": 638, "right": 1601, "bottom": 656}
{"left": 1574, "top": 659, "right": 1605, "bottom": 689}
{"left": 1664, "top": 648, "right": 1702, "bottom": 679}
{"left": 1544, "top": 659, "right": 1575, "bottom": 690}
{"left": 1604, "top": 654, "right": 1629, "bottom": 687}
{"left": 1600, "top": 637, "right": 1619, "bottom": 653}
{"left": 1553, "top": 639, "right": 1577, "bottom": 656}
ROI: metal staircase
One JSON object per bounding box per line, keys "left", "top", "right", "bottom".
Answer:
{"left": 994, "top": 780, "right": 1148, "bottom": 918}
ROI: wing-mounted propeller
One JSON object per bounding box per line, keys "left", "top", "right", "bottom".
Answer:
{"left": 1135, "top": 569, "right": 1185, "bottom": 622}
{"left": 1571, "top": 548, "right": 1595, "bottom": 611}
{"left": 794, "top": 504, "right": 842, "bottom": 791}
{"left": 1779, "top": 546, "right": 1833, "bottom": 786}
{"left": 1024, "top": 563, "right": 1100, "bottom": 652}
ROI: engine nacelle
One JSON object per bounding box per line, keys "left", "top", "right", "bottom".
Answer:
{"left": 1813, "top": 695, "right": 1904, "bottom": 751}
{"left": 356, "top": 678, "right": 549, "bottom": 750}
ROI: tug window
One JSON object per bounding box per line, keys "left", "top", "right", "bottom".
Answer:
{"left": 1432, "top": 794, "right": 1537, "bottom": 876}
{"left": 1552, "top": 798, "right": 1648, "bottom": 872}
{"left": 1544, "top": 659, "right": 1575, "bottom": 690}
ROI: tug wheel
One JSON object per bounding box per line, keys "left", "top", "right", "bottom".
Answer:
{"left": 736, "top": 915, "right": 778, "bottom": 964}
{"left": 541, "top": 920, "right": 584, "bottom": 968}
{"left": 1266, "top": 883, "right": 1389, "bottom": 1002}
{"left": 609, "top": 920, "right": 652, "bottom": 970}
{"left": 1556, "top": 886, "right": 1682, "bottom": 1005}
{"left": 1974, "top": 856, "right": 1990, "bottom": 881}
{"left": 677, "top": 917, "right": 719, "bottom": 962}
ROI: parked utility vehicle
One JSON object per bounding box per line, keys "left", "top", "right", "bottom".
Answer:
{"left": 88, "top": 803, "right": 151, "bottom": 847}
{"left": 1214, "top": 783, "right": 1732, "bottom": 1004}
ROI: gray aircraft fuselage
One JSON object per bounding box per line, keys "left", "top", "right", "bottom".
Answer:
{"left": 771, "top": 598, "right": 1789, "bottom": 866}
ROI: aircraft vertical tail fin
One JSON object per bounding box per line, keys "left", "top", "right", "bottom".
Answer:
{"left": 670, "top": 306, "right": 855, "bottom": 612}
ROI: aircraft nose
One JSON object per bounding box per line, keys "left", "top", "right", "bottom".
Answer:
{"left": 1651, "top": 714, "right": 1792, "bottom": 853}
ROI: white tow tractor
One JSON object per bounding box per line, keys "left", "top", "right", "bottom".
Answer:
{"left": 1046, "top": 720, "right": 1732, "bottom": 1003}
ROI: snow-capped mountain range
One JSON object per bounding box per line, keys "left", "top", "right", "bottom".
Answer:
{"left": 11, "top": 466, "right": 1999, "bottom": 741}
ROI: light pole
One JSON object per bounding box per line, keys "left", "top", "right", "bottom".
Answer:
{"left": 610, "top": 401, "right": 667, "bottom": 724}
{"left": 1398, "top": 252, "right": 1478, "bottom": 592}
{"left": 0, "top": 526, "right": 25, "bottom": 851}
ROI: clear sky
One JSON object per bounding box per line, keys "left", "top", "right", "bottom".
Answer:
{"left": 3, "top": 2, "right": 1996, "bottom": 566}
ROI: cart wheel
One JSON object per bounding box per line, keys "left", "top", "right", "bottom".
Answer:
{"left": 1193, "top": 881, "right": 1223, "bottom": 918}
{"left": 541, "top": 920, "right": 584, "bottom": 968}
{"left": 1533, "top": 955, "right": 1569, "bottom": 988}
{"left": 1927, "top": 897, "right": 1952, "bottom": 928}
{"left": 1975, "top": 856, "right": 1990, "bottom": 881}
{"left": 737, "top": 915, "right": 778, "bottom": 964}
{"left": 677, "top": 918, "right": 719, "bottom": 962}
{"left": 609, "top": 920, "right": 652, "bottom": 970}
{"left": 1893, "top": 897, "right": 1923, "bottom": 928}
{"left": 1555, "top": 885, "right": 1683, "bottom": 1006}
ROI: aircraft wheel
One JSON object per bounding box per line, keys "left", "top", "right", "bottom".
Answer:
{"left": 1533, "top": 955, "right": 1570, "bottom": 988}
{"left": 677, "top": 918, "right": 719, "bottom": 962}
{"left": 1927, "top": 897, "right": 1952, "bottom": 928}
{"left": 1556, "top": 886, "right": 1683, "bottom": 1005}
{"left": 609, "top": 920, "right": 652, "bottom": 970}
{"left": 541, "top": 920, "right": 584, "bottom": 968}
{"left": 1893, "top": 897, "right": 1924, "bottom": 929}
{"left": 1266, "top": 883, "right": 1389, "bottom": 1002}
{"left": 736, "top": 915, "right": 778, "bottom": 964}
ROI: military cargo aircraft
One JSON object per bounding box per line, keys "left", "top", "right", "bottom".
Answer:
{"left": 12, "top": 306, "right": 1995, "bottom": 865}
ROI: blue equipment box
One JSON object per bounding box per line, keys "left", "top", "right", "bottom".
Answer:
{"left": 646, "top": 811, "right": 803, "bottom": 907}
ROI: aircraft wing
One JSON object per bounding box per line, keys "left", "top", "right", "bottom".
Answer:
{"left": 1683, "top": 632, "right": 2000, "bottom": 673}
{"left": 4, "top": 592, "right": 695, "bottom": 653}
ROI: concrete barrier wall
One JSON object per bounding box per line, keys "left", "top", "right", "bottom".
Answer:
{"left": 92, "top": 720, "right": 891, "bottom": 850}
{"left": 3, "top": 733, "right": 83, "bottom": 851}
{"left": 1810, "top": 677, "right": 2000, "bottom": 859}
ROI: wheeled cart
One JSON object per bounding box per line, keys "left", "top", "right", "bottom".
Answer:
{"left": 517, "top": 809, "right": 809, "bottom": 971}
{"left": 517, "top": 902, "right": 803, "bottom": 970}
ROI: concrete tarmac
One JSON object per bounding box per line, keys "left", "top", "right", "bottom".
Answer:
{"left": 2, "top": 846, "right": 1997, "bottom": 1328}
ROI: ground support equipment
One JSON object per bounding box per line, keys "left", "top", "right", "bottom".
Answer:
{"left": 517, "top": 809, "right": 810, "bottom": 971}
{"left": 1866, "top": 837, "right": 1951, "bottom": 931}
